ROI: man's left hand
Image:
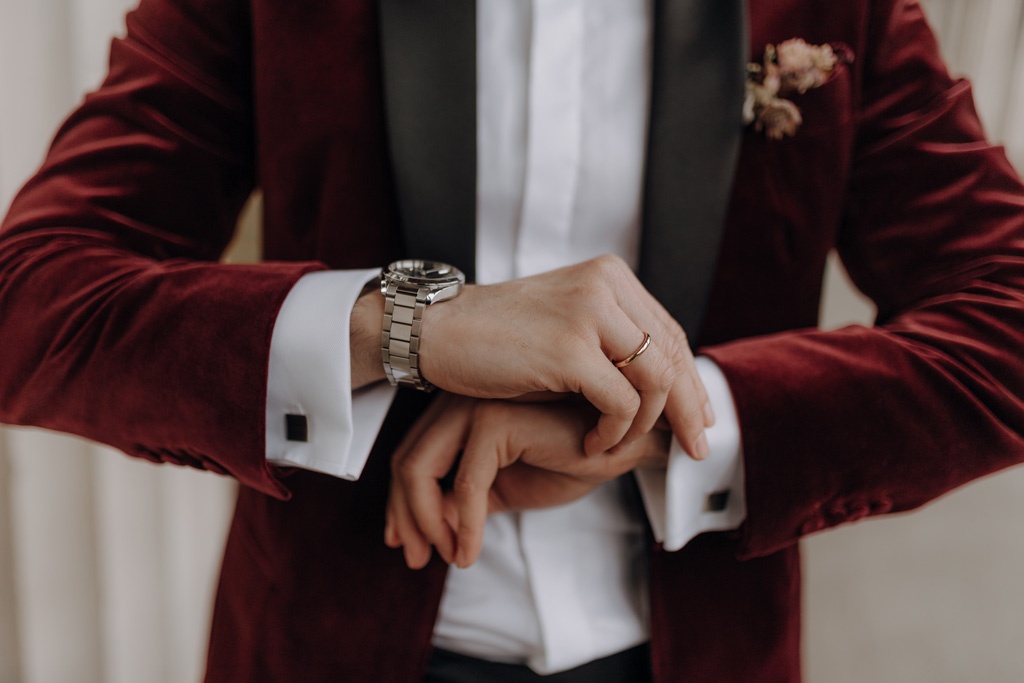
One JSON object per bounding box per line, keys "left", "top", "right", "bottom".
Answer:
{"left": 384, "top": 393, "right": 669, "bottom": 569}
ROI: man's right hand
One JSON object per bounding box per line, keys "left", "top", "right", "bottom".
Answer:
{"left": 415, "top": 254, "right": 713, "bottom": 458}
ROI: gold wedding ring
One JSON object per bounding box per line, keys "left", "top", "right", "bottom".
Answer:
{"left": 612, "top": 332, "right": 652, "bottom": 368}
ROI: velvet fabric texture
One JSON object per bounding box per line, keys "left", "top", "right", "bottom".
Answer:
{"left": 1, "top": 0, "right": 1023, "bottom": 681}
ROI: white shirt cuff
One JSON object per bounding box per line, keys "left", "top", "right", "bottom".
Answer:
{"left": 265, "top": 270, "right": 397, "bottom": 480}
{"left": 634, "top": 356, "right": 747, "bottom": 551}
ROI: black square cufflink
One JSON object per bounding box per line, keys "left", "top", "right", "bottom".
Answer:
{"left": 285, "top": 413, "right": 308, "bottom": 442}
{"left": 705, "top": 490, "right": 731, "bottom": 513}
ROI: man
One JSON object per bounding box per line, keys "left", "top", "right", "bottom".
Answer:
{"left": 1, "top": 1, "right": 1023, "bottom": 682}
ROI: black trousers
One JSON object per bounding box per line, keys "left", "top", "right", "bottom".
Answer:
{"left": 424, "top": 644, "right": 652, "bottom": 683}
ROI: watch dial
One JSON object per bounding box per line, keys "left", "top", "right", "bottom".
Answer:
{"left": 410, "top": 262, "right": 452, "bottom": 278}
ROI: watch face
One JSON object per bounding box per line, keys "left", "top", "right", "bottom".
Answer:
{"left": 387, "top": 259, "right": 466, "bottom": 288}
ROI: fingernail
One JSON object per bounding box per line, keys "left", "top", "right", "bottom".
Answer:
{"left": 703, "top": 401, "right": 716, "bottom": 427}
{"left": 694, "top": 432, "right": 709, "bottom": 460}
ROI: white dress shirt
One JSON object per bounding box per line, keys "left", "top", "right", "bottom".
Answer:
{"left": 265, "top": 0, "right": 745, "bottom": 674}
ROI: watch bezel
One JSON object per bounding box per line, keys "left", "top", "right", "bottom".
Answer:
{"left": 382, "top": 259, "right": 466, "bottom": 292}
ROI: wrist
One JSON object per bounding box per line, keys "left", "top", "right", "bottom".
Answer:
{"left": 350, "top": 288, "right": 387, "bottom": 389}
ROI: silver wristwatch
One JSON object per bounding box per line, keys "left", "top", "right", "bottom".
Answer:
{"left": 380, "top": 259, "right": 466, "bottom": 390}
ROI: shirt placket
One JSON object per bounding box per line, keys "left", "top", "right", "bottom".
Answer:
{"left": 514, "top": 0, "right": 584, "bottom": 279}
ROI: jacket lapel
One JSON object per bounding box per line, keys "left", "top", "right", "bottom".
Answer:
{"left": 640, "top": 0, "right": 747, "bottom": 343}
{"left": 378, "top": 0, "right": 748, "bottom": 314}
{"left": 378, "top": 0, "right": 478, "bottom": 281}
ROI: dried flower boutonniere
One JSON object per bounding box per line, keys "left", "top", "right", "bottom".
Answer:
{"left": 744, "top": 39, "right": 851, "bottom": 140}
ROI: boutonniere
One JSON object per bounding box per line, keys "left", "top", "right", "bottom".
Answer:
{"left": 743, "top": 39, "right": 852, "bottom": 140}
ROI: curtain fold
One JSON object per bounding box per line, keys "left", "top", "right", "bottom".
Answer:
{"left": 0, "top": 1, "right": 1022, "bottom": 682}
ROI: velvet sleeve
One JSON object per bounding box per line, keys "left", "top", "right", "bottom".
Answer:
{"left": 702, "top": 0, "right": 1024, "bottom": 558}
{"left": 0, "top": 0, "right": 325, "bottom": 499}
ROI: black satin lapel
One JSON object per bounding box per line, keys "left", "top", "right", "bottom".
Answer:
{"left": 378, "top": 0, "right": 477, "bottom": 280}
{"left": 639, "top": 0, "right": 747, "bottom": 344}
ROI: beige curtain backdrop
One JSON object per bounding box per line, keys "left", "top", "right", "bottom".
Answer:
{"left": 0, "top": 1, "right": 1022, "bottom": 681}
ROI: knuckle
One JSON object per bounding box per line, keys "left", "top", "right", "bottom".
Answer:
{"left": 563, "top": 333, "right": 593, "bottom": 361}
{"left": 654, "top": 317, "right": 687, "bottom": 344}
{"left": 453, "top": 475, "right": 480, "bottom": 498}
{"left": 568, "top": 280, "right": 612, "bottom": 313}
{"left": 395, "top": 456, "right": 419, "bottom": 481}
{"left": 589, "top": 253, "right": 618, "bottom": 272}
{"left": 665, "top": 340, "right": 692, "bottom": 370}
{"left": 592, "top": 253, "right": 623, "bottom": 273}
{"left": 667, "top": 321, "right": 692, "bottom": 344}
{"left": 675, "top": 331, "right": 692, "bottom": 356}
{"left": 652, "top": 358, "right": 677, "bottom": 391}
{"left": 587, "top": 254, "right": 631, "bottom": 286}
{"left": 614, "top": 391, "right": 642, "bottom": 418}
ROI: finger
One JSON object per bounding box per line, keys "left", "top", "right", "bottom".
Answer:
{"left": 621, "top": 289, "right": 715, "bottom": 450}
{"left": 615, "top": 337, "right": 674, "bottom": 448}
{"left": 387, "top": 393, "right": 459, "bottom": 562}
{"left": 582, "top": 313, "right": 672, "bottom": 454}
{"left": 689, "top": 360, "right": 714, "bottom": 428}
{"left": 675, "top": 349, "right": 716, "bottom": 431}
{"left": 578, "top": 357, "right": 641, "bottom": 455}
{"left": 388, "top": 457, "right": 433, "bottom": 568}
{"left": 400, "top": 406, "right": 475, "bottom": 564}
{"left": 664, "top": 371, "right": 709, "bottom": 460}
{"left": 658, "top": 332, "right": 711, "bottom": 459}
{"left": 601, "top": 313, "right": 682, "bottom": 446}
{"left": 387, "top": 396, "right": 440, "bottom": 539}
{"left": 404, "top": 472, "right": 455, "bottom": 564}
{"left": 452, "top": 432, "right": 502, "bottom": 568}
{"left": 391, "top": 483, "right": 433, "bottom": 569}
{"left": 442, "top": 494, "right": 460, "bottom": 533}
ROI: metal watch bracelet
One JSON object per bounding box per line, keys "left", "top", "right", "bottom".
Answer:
{"left": 381, "top": 281, "right": 433, "bottom": 390}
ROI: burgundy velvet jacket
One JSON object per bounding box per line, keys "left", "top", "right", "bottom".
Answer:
{"left": 2, "top": 0, "right": 1024, "bottom": 681}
